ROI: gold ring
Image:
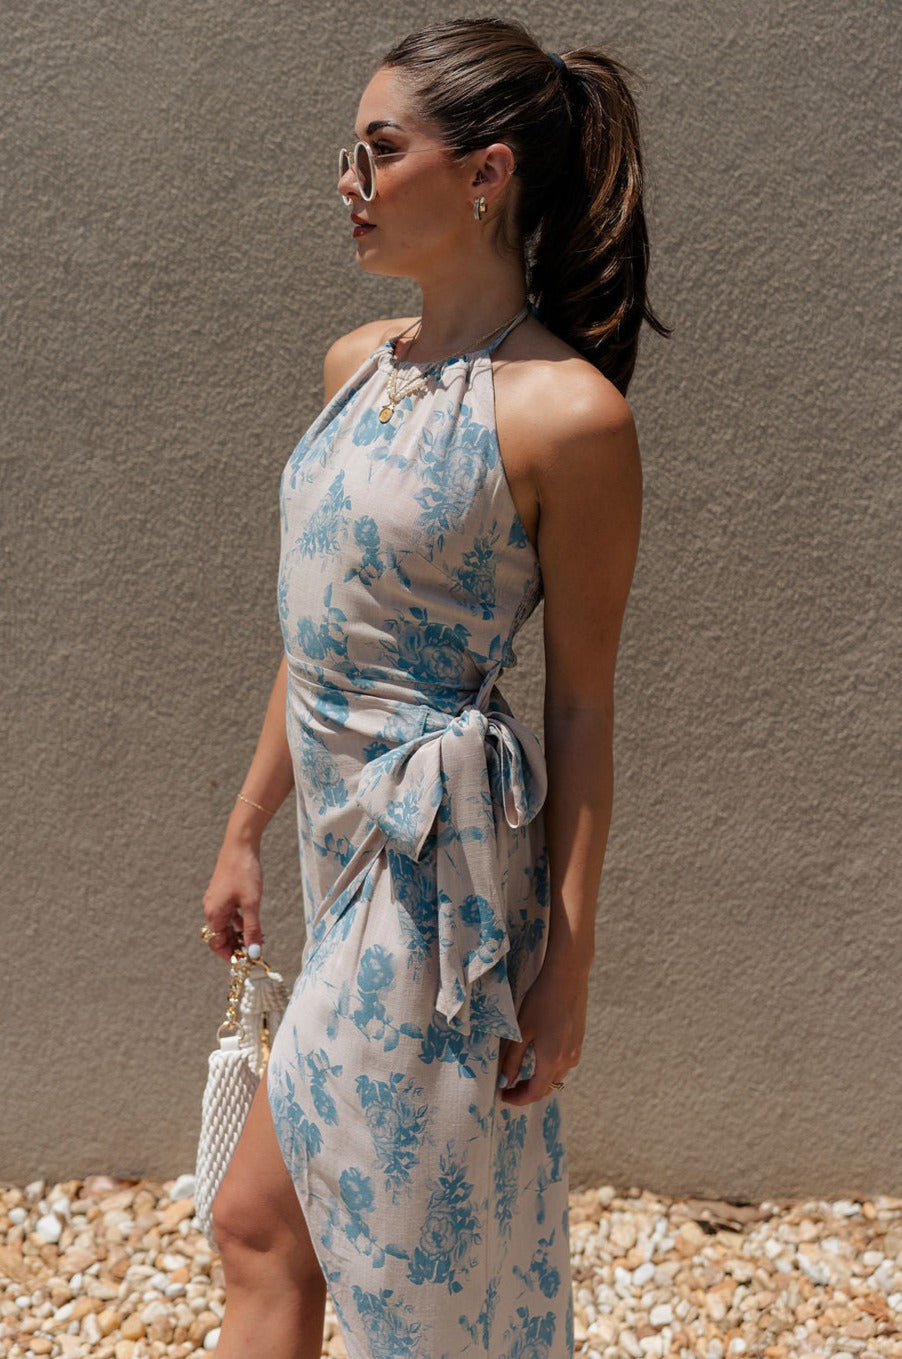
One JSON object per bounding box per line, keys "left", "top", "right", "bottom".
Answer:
{"left": 200, "top": 925, "right": 221, "bottom": 943}
{"left": 550, "top": 1080, "right": 566, "bottom": 1091}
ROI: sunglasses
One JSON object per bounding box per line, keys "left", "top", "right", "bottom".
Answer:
{"left": 337, "top": 140, "right": 436, "bottom": 205}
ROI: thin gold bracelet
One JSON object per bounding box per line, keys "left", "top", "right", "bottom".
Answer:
{"left": 236, "top": 791, "right": 277, "bottom": 816}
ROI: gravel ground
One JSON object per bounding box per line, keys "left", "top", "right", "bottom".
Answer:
{"left": 2, "top": 1174, "right": 900, "bottom": 1357}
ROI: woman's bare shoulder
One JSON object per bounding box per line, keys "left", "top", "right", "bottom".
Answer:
{"left": 495, "top": 320, "right": 636, "bottom": 471}
{"left": 323, "top": 316, "right": 418, "bottom": 399}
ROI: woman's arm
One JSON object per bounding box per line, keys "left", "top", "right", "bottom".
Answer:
{"left": 201, "top": 655, "right": 295, "bottom": 961}
{"left": 201, "top": 321, "right": 418, "bottom": 961}
{"left": 497, "top": 363, "right": 642, "bottom": 1103}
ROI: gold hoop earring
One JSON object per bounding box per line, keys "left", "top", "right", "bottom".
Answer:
{"left": 472, "top": 195, "right": 488, "bottom": 222}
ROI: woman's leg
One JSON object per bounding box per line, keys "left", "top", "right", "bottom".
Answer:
{"left": 212, "top": 1074, "right": 327, "bottom": 1359}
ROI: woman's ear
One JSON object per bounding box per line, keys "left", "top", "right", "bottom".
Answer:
{"left": 471, "top": 143, "right": 517, "bottom": 196}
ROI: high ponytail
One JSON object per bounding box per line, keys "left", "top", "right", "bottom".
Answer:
{"left": 381, "top": 18, "right": 670, "bottom": 395}
{"left": 530, "top": 52, "right": 670, "bottom": 395}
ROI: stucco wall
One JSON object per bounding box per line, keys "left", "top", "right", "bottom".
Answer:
{"left": 2, "top": 0, "right": 899, "bottom": 1197}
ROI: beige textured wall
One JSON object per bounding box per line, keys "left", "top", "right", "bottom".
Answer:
{"left": 2, "top": 0, "right": 899, "bottom": 1198}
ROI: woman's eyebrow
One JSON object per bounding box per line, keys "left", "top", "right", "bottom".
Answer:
{"left": 358, "top": 119, "right": 405, "bottom": 136}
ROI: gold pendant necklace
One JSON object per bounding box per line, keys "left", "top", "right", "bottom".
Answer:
{"left": 379, "top": 361, "right": 434, "bottom": 424}
{"left": 378, "top": 304, "right": 528, "bottom": 424}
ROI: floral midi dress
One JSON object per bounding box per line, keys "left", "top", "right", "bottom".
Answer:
{"left": 266, "top": 313, "right": 574, "bottom": 1358}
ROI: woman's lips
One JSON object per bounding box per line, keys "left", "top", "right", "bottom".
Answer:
{"left": 351, "top": 216, "right": 375, "bottom": 238}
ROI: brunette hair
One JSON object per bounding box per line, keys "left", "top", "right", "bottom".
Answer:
{"left": 381, "top": 17, "right": 669, "bottom": 395}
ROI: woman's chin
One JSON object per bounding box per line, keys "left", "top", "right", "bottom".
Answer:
{"left": 353, "top": 239, "right": 380, "bottom": 270}
{"left": 353, "top": 249, "right": 407, "bottom": 280}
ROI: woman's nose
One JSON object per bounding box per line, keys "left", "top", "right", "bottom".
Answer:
{"left": 338, "top": 161, "right": 357, "bottom": 204}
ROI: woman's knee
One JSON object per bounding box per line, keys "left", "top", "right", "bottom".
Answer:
{"left": 212, "top": 1169, "right": 324, "bottom": 1289}
{"left": 212, "top": 1173, "right": 277, "bottom": 1253}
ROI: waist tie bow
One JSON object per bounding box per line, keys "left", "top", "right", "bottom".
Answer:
{"left": 355, "top": 667, "right": 547, "bottom": 1041}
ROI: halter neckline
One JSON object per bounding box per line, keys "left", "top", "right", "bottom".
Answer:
{"left": 384, "top": 306, "right": 529, "bottom": 371}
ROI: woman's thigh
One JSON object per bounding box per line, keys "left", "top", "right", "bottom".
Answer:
{"left": 213, "top": 1072, "right": 324, "bottom": 1283}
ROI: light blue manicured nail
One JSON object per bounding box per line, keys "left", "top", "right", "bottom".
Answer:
{"left": 497, "top": 1073, "right": 508, "bottom": 1089}
{"left": 248, "top": 943, "right": 262, "bottom": 960}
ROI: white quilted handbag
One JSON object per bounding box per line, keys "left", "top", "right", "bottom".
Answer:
{"left": 194, "top": 944, "right": 289, "bottom": 1248}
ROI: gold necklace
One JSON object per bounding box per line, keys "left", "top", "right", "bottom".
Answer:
{"left": 378, "top": 304, "right": 528, "bottom": 424}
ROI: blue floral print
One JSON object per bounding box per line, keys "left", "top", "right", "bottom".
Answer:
{"left": 357, "top": 1072, "right": 429, "bottom": 1201}
{"left": 266, "top": 321, "right": 571, "bottom": 1357}
{"left": 299, "top": 468, "right": 352, "bottom": 557}
{"left": 501, "top": 1307, "right": 558, "bottom": 1359}
{"left": 513, "top": 1231, "right": 564, "bottom": 1300}
{"left": 494, "top": 1108, "right": 528, "bottom": 1239}
{"left": 408, "top": 1146, "right": 481, "bottom": 1293}
{"left": 298, "top": 727, "right": 349, "bottom": 815}
{"left": 296, "top": 584, "right": 348, "bottom": 661}
{"left": 380, "top": 609, "right": 472, "bottom": 686}
{"left": 350, "top": 1286, "right": 422, "bottom": 1358}
{"left": 446, "top": 529, "right": 500, "bottom": 617}
{"left": 345, "top": 514, "right": 413, "bottom": 590}
{"left": 305, "top": 1047, "right": 342, "bottom": 1126}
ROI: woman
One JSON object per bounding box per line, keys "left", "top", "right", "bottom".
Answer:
{"left": 201, "top": 17, "right": 665, "bottom": 1359}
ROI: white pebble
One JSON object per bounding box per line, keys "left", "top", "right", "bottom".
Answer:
{"left": 204, "top": 1325, "right": 221, "bottom": 1349}
{"left": 82, "top": 1311, "right": 102, "bottom": 1344}
{"left": 24, "top": 1180, "right": 45, "bottom": 1202}
{"left": 48, "top": 1194, "right": 71, "bottom": 1219}
{"left": 649, "top": 1302, "right": 673, "bottom": 1326}
{"left": 8, "top": 1208, "right": 27, "bottom": 1226}
{"left": 164, "top": 1282, "right": 186, "bottom": 1298}
{"left": 797, "top": 1255, "right": 830, "bottom": 1286}
{"left": 632, "top": 1262, "right": 655, "bottom": 1287}
{"left": 869, "top": 1260, "right": 895, "bottom": 1290}
{"left": 34, "top": 1214, "right": 62, "bottom": 1244}
{"left": 170, "top": 1173, "right": 196, "bottom": 1201}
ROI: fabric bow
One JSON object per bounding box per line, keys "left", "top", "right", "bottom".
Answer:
{"left": 356, "top": 691, "right": 547, "bottom": 1040}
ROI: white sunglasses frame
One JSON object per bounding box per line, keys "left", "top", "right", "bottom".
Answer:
{"left": 337, "top": 141, "right": 438, "bottom": 205}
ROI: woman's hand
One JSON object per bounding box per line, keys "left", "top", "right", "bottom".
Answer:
{"left": 497, "top": 954, "right": 590, "bottom": 1105}
{"left": 201, "top": 831, "right": 265, "bottom": 963}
